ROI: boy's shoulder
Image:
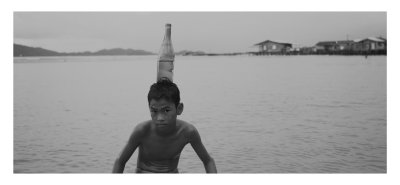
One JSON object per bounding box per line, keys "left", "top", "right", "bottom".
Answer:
{"left": 177, "top": 119, "right": 199, "bottom": 140}
{"left": 132, "top": 120, "right": 152, "bottom": 136}
{"left": 177, "top": 119, "right": 195, "bottom": 130}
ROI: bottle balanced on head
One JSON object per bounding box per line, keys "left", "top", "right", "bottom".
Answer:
{"left": 157, "top": 23, "right": 175, "bottom": 82}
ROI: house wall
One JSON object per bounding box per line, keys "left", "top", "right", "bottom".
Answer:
{"left": 352, "top": 42, "right": 363, "bottom": 51}
{"left": 325, "top": 45, "right": 337, "bottom": 51}
{"left": 259, "top": 42, "right": 288, "bottom": 53}
{"left": 337, "top": 43, "right": 353, "bottom": 50}
{"left": 364, "top": 40, "right": 386, "bottom": 50}
{"left": 353, "top": 40, "right": 386, "bottom": 51}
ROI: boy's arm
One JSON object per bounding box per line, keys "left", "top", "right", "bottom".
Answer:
{"left": 189, "top": 127, "right": 217, "bottom": 173}
{"left": 112, "top": 126, "right": 142, "bottom": 173}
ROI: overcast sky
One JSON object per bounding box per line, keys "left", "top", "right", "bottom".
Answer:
{"left": 14, "top": 12, "right": 386, "bottom": 53}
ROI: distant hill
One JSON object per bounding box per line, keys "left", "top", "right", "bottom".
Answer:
{"left": 93, "top": 48, "right": 153, "bottom": 56}
{"left": 14, "top": 44, "right": 155, "bottom": 57}
{"left": 175, "top": 50, "right": 206, "bottom": 56}
{"left": 14, "top": 44, "right": 60, "bottom": 56}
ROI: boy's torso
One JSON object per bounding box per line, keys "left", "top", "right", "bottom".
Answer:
{"left": 136, "top": 120, "right": 192, "bottom": 173}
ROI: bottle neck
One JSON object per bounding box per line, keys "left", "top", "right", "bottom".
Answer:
{"left": 164, "top": 26, "right": 171, "bottom": 40}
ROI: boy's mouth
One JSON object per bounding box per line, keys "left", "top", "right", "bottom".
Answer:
{"left": 156, "top": 123, "right": 168, "bottom": 126}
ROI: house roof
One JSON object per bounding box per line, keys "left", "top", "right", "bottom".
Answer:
{"left": 355, "top": 37, "right": 386, "bottom": 43}
{"left": 364, "top": 37, "right": 385, "bottom": 42}
{"left": 337, "top": 40, "right": 355, "bottom": 44}
{"left": 378, "top": 37, "right": 387, "bottom": 41}
{"left": 353, "top": 39, "right": 363, "bottom": 42}
{"left": 254, "top": 40, "right": 292, "bottom": 46}
{"left": 315, "top": 41, "right": 337, "bottom": 46}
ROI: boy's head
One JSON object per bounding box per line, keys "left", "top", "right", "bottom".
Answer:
{"left": 148, "top": 80, "right": 180, "bottom": 108}
{"left": 147, "top": 80, "right": 184, "bottom": 129}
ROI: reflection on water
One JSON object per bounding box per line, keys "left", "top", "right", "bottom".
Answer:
{"left": 14, "top": 55, "right": 386, "bottom": 173}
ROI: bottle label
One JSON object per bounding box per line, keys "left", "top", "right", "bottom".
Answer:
{"left": 158, "top": 61, "right": 174, "bottom": 71}
{"left": 157, "top": 60, "right": 174, "bottom": 81}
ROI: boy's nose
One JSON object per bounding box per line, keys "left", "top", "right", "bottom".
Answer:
{"left": 156, "top": 114, "right": 165, "bottom": 121}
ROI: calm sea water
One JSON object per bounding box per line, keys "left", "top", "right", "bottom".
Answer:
{"left": 14, "top": 55, "right": 386, "bottom": 173}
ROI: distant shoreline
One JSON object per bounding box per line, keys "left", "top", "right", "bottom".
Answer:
{"left": 14, "top": 43, "right": 156, "bottom": 57}
{"left": 13, "top": 54, "right": 387, "bottom": 59}
{"left": 14, "top": 43, "right": 386, "bottom": 57}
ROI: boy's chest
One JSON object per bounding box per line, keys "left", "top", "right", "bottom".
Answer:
{"left": 140, "top": 133, "right": 189, "bottom": 160}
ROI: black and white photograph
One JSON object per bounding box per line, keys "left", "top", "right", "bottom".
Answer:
{"left": 12, "top": 11, "right": 388, "bottom": 174}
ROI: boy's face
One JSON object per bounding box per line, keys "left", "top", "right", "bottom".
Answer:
{"left": 149, "top": 98, "right": 183, "bottom": 131}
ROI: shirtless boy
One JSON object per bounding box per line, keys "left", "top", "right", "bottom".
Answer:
{"left": 112, "top": 80, "right": 217, "bottom": 173}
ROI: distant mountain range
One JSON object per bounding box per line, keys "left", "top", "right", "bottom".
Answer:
{"left": 13, "top": 43, "right": 215, "bottom": 57}
{"left": 13, "top": 44, "right": 156, "bottom": 57}
{"left": 175, "top": 50, "right": 207, "bottom": 56}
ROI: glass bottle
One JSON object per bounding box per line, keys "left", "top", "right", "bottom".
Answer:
{"left": 157, "top": 23, "right": 175, "bottom": 82}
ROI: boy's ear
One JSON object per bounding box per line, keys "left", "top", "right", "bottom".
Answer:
{"left": 177, "top": 103, "right": 184, "bottom": 115}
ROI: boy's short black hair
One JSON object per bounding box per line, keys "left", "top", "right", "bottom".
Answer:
{"left": 148, "top": 80, "right": 181, "bottom": 107}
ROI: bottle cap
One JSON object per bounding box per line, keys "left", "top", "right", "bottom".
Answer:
{"left": 166, "top": 23, "right": 172, "bottom": 27}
